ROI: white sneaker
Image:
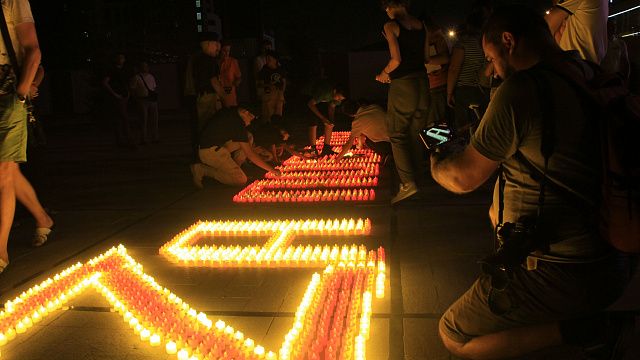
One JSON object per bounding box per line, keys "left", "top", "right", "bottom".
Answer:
{"left": 391, "top": 182, "right": 418, "bottom": 204}
{"left": 190, "top": 163, "right": 204, "bottom": 189}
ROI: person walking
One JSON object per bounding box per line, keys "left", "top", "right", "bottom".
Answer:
{"left": 0, "top": 0, "right": 54, "bottom": 274}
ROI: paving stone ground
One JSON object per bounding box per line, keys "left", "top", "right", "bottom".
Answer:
{"left": 0, "top": 111, "right": 638, "bottom": 359}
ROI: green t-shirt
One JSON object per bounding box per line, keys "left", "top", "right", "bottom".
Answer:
{"left": 471, "top": 63, "right": 607, "bottom": 259}
{"left": 303, "top": 80, "right": 340, "bottom": 105}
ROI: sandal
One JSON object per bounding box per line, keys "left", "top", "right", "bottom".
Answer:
{"left": 32, "top": 226, "right": 53, "bottom": 247}
{"left": 0, "top": 258, "right": 8, "bottom": 274}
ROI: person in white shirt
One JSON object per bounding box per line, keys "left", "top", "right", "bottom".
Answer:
{"left": 336, "top": 101, "right": 390, "bottom": 161}
{"left": 601, "top": 18, "right": 630, "bottom": 83}
{"left": 130, "top": 61, "right": 159, "bottom": 144}
{"left": 545, "top": 0, "right": 608, "bottom": 63}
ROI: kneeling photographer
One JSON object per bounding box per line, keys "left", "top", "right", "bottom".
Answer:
{"left": 429, "top": 6, "right": 630, "bottom": 359}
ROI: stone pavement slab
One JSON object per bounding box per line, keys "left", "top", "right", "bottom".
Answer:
{"left": 1, "top": 111, "right": 638, "bottom": 360}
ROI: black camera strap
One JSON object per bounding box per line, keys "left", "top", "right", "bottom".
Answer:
{"left": 497, "top": 69, "right": 555, "bottom": 253}
{"left": 0, "top": 3, "right": 20, "bottom": 87}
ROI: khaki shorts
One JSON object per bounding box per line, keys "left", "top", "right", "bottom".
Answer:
{"left": 0, "top": 93, "right": 27, "bottom": 163}
{"left": 439, "top": 257, "right": 625, "bottom": 344}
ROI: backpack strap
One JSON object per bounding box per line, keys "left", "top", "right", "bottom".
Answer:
{"left": 0, "top": 3, "right": 20, "bottom": 78}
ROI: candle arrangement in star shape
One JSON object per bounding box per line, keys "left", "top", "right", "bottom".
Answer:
{"left": 234, "top": 132, "right": 381, "bottom": 203}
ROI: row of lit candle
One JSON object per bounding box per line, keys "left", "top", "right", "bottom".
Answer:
{"left": 160, "top": 219, "right": 373, "bottom": 266}
{"left": 282, "top": 156, "right": 380, "bottom": 167}
{"left": 234, "top": 189, "right": 376, "bottom": 203}
{"left": 265, "top": 169, "right": 379, "bottom": 180}
{"left": 162, "top": 218, "right": 371, "bottom": 243}
{"left": 315, "top": 132, "right": 354, "bottom": 146}
{"left": 276, "top": 163, "right": 378, "bottom": 173}
{"left": 252, "top": 177, "right": 378, "bottom": 190}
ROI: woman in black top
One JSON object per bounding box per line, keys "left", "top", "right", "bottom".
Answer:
{"left": 377, "top": 0, "right": 430, "bottom": 204}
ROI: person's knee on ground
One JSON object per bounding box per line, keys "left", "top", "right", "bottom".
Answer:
{"left": 227, "top": 172, "right": 248, "bottom": 186}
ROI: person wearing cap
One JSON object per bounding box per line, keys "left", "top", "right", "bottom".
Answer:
{"left": 191, "top": 32, "right": 224, "bottom": 132}
{"left": 258, "top": 50, "right": 286, "bottom": 123}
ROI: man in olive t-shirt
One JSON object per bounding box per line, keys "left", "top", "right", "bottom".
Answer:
{"left": 430, "top": 7, "right": 625, "bottom": 360}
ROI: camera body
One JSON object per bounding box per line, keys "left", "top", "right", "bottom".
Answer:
{"left": 481, "top": 216, "right": 541, "bottom": 271}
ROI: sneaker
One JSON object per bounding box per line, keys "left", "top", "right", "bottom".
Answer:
{"left": 391, "top": 182, "right": 418, "bottom": 204}
{"left": 190, "top": 163, "right": 204, "bottom": 189}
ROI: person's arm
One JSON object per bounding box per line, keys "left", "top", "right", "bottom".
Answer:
{"left": 545, "top": 6, "right": 570, "bottom": 44}
{"left": 446, "top": 47, "right": 464, "bottom": 107}
{"left": 430, "top": 145, "right": 499, "bottom": 194}
{"left": 307, "top": 99, "right": 330, "bottom": 124}
{"left": 102, "top": 76, "right": 121, "bottom": 99}
{"left": 428, "top": 33, "right": 450, "bottom": 66}
{"left": 233, "top": 60, "right": 242, "bottom": 87}
{"left": 336, "top": 135, "right": 357, "bottom": 161}
{"left": 239, "top": 142, "right": 281, "bottom": 176}
{"left": 377, "top": 22, "right": 401, "bottom": 83}
{"left": 29, "top": 65, "right": 43, "bottom": 98}
{"left": 270, "top": 144, "right": 279, "bottom": 164}
{"left": 283, "top": 143, "right": 304, "bottom": 158}
{"left": 14, "top": 21, "right": 40, "bottom": 99}
{"left": 210, "top": 76, "right": 224, "bottom": 96}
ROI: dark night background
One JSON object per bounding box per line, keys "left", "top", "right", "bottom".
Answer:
{"left": 24, "top": 0, "right": 639, "bottom": 117}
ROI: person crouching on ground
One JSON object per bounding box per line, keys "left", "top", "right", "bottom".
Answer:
{"left": 302, "top": 79, "right": 346, "bottom": 157}
{"left": 190, "top": 107, "right": 281, "bottom": 187}
{"left": 335, "top": 100, "right": 391, "bottom": 162}
{"left": 249, "top": 118, "right": 303, "bottom": 165}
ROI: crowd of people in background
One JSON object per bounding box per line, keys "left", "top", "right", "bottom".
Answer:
{"left": 102, "top": 53, "right": 160, "bottom": 148}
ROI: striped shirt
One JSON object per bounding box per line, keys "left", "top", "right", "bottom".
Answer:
{"left": 453, "top": 33, "right": 485, "bottom": 87}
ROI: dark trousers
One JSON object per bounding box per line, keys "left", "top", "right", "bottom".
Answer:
{"left": 386, "top": 73, "right": 430, "bottom": 185}
{"left": 452, "top": 85, "right": 489, "bottom": 138}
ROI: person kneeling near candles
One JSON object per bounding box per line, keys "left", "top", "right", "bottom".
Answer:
{"left": 335, "top": 100, "right": 391, "bottom": 162}
{"left": 190, "top": 107, "right": 281, "bottom": 187}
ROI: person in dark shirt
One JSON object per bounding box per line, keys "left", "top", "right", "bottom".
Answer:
{"left": 249, "top": 119, "right": 303, "bottom": 164}
{"left": 102, "top": 52, "right": 134, "bottom": 146}
{"left": 377, "top": 0, "right": 430, "bottom": 204}
{"left": 302, "top": 79, "right": 346, "bottom": 157}
{"left": 190, "top": 32, "right": 224, "bottom": 132}
{"left": 190, "top": 107, "right": 281, "bottom": 187}
{"left": 432, "top": 7, "right": 627, "bottom": 359}
{"left": 259, "top": 51, "right": 286, "bottom": 123}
